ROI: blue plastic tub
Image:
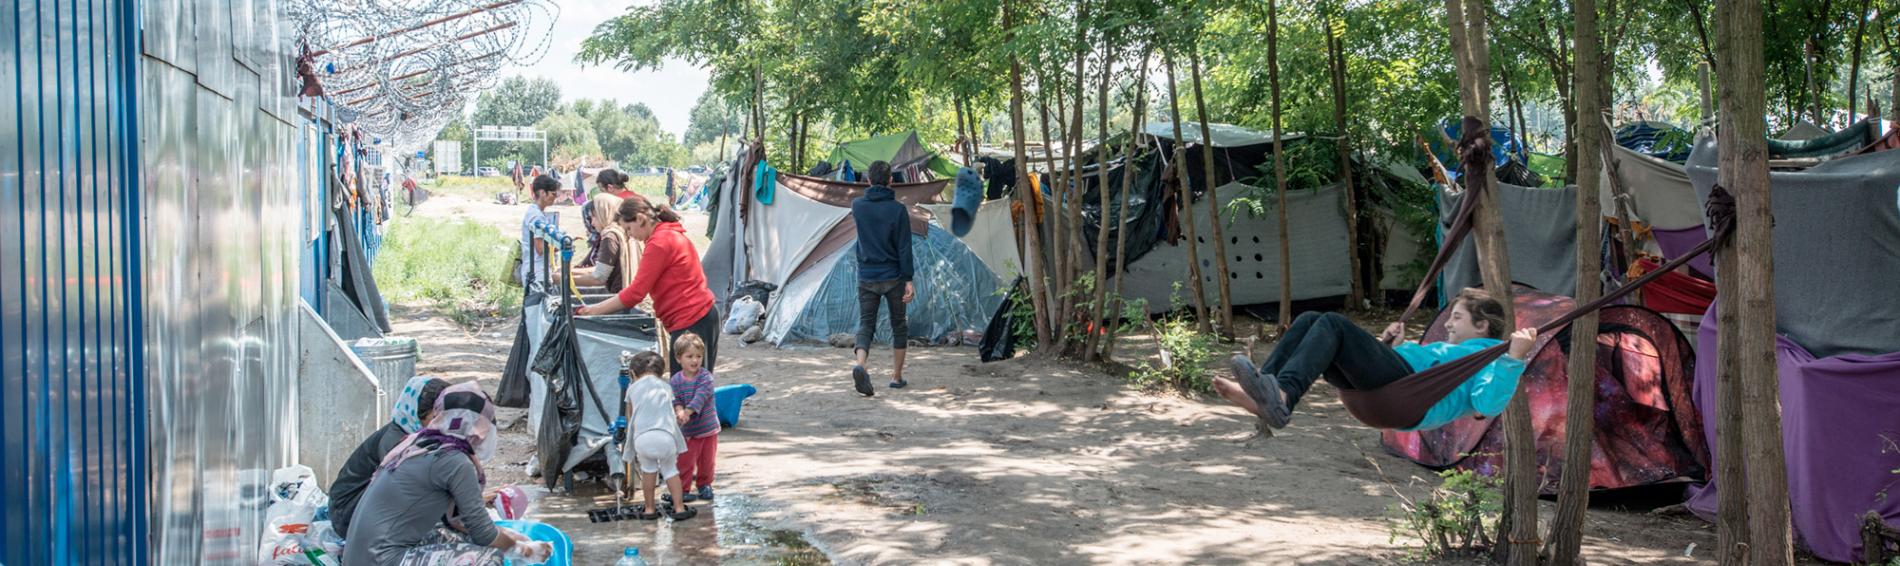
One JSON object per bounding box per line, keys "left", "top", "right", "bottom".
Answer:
{"left": 714, "top": 384, "right": 757, "bottom": 427}
{"left": 495, "top": 519, "right": 572, "bottom": 566}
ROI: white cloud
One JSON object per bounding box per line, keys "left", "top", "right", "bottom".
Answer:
{"left": 497, "top": 0, "right": 710, "bottom": 139}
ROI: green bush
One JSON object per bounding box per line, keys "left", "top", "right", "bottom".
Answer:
{"left": 1128, "top": 285, "right": 1217, "bottom": 393}
{"left": 374, "top": 217, "right": 522, "bottom": 326}
{"left": 1389, "top": 469, "right": 1502, "bottom": 560}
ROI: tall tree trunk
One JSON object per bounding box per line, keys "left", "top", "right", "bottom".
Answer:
{"left": 1061, "top": 0, "right": 1090, "bottom": 349}
{"left": 1190, "top": 46, "right": 1235, "bottom": 337}
{"left": 1039, "top": 79, "right": 1072, "bottom": 338}
{"left": 719, "top": 107, "right": 732, "bottom": 163}
{"left": 1547, "top": 0, "right": 1605, "bottom": 560}
{"left": 1720, "top": 0, "right": 1795, "bottom": 562}
{"left": 1164, "top": 53, "right": 1212, "bottom": 330}
{"left": 1086, "top": 36, "right": 1116, "bottom": 362}
{"left": 1266, "top": 0, "right": 1293, "bottom": 332}
{"left": 1327, "top": 18, "right": 1365, "bottom": 309}
{"left": 753, "top": 64, "right": 766, "bottom": 142}
{"left": 1446, "top": 2, "right": 1533, "bottom": 565}
{"left": 1103, "top": 48, "right": 1152, "bottom": 362}
{"left": 1850, "top": 0, "right": 1872, "bottom": 121}
{"left": 1560, "top": 82, "right": 1578, "bottom": 184}
{"left": 1005, "top": 0, "right": 1054, "bottom": 349}
{"left": 965, "top": 97, "right": 982, "bottom": 161}
{"left": 1805, "top": 37, "right": 1823, "bottom": 125}
{"left": 1712, "top": 9, "right": 1752, "bottom": 558}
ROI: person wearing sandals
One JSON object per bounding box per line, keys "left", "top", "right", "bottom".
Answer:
{"left": 1213, "top": 288, "right": 1537, "bottom": 432}
{"left": 848, "top": 160, "right": 915, "bottom": 396}
{"left": 625, "top": 351, "right": 698, "bottom": 521}
{"left": 669, "top": 333, "right": 720, "bottom": 504}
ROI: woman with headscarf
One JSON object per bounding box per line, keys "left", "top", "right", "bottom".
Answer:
{"left": 327, "top": 377, "right": 450, "bottom": 540}
{"left": 343, "top": 383, "right": 550, "bottom": 566}
{"left": 570, "top": 192, "right": 636, "bottom": 293}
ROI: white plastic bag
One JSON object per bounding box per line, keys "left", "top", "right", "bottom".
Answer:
{"left": 258, "top": 465, "right": 330, "bottom": 564}
{"left": 724, "top": 296, "right": 763, "bottom": 334}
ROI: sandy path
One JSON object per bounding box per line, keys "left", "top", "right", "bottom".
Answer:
{"left": 380, "top": 196, "right": 1760, "bottom": 565}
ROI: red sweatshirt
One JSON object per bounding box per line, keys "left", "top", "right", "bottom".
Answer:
{"left": 615, "top": 222, "right": 715, "bottom": 331}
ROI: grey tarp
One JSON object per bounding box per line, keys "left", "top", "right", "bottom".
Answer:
{"left": 1114, "top": 182, "right": 1352, "bottom": 313}
{"left": 1686, "top": 136, "right": 1900, "bottom": 358}
{"left": 523, "top": 298, "right": 664, "bottom": 473}
{"left": 1438, "top": 182, "right": 1578, "bottom": 297}
{"left": 1604, "top": 144, "right": 1703, "bottom": 230}
{"left": 702, "top": 146, "right": 753, "bottom": 308}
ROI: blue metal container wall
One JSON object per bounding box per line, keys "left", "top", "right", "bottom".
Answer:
{"left": 4, "top": 0, "right": 301, "bottom": 562}
{"left": 2, "top": 0, "right": 147, "bottom": 563}
{"left": 141, "top": 0, "right": 304, "bottom": 561}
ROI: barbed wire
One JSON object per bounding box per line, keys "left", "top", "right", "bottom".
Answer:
{"left": 290, "top": 0, "right": 557, "bottom": 151}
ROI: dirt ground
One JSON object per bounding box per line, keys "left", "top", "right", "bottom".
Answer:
{"left": 384, "top": 192, "right": 1751, "bottom": 565}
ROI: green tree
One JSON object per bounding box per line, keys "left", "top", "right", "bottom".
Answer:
{"left": 683, "top": 90, "right": 743, "bottom": 148}
{"left": 472, "top": 76, "right": 563, "bottom": 129}
{"left": 537, "top": 109, "right": 603, "bottom": 166}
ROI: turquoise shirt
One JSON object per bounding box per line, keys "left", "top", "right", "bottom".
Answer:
{"left": 1391, "top": 338, "right": 1527, "bottom": 432}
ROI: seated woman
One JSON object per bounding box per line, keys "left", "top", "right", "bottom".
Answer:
{"left": 571, "top": 192, "right": 633, "bottom": 292}
{"left": 1214, "top": 288, "right": 1537, "bottom": 432}
{"left": 327, "top": 377, "right": 450, "bottom": 540}
{"left": 343, "top": 383, "right": 550, "bottom": 566}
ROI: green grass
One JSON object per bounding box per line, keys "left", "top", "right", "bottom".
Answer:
{"left": 423, "top": 173, "right": 671, "bottom": 202}
{"left": 374, "top": 216, "right": 521, "bottom": 326}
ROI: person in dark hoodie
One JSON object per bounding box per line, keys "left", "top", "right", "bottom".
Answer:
{"left": 848, "top": 160, "right": 915, "bottom": 396}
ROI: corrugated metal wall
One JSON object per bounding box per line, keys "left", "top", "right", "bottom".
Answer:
{"left": 1, "top": 0, "right": 148, "bottom": 562}
{"left": 4, "top": 0, "right": 303, "bottom": 562}
{"left": 140, "top": 0, "right": 304, "bottom": 561}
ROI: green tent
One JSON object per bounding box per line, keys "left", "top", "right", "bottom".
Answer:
{"left": 824, "top": 131, "right": 962, "bottom": 181}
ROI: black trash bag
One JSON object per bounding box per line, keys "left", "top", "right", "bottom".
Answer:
{"left": 806, "top": 160, "right": 834, "bottom": 177}
{"left": 530, "top": 307, "right": 618, "bottom": 488}
{"left": 980, "top": 278, "right": 1025, "bottom": 363}
{"left": 495, "top": 319, "right": 533, "bottom": 407}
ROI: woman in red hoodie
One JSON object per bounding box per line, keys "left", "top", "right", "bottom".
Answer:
{"left": 578, "top": 194, "right": 721, "bottom": 372}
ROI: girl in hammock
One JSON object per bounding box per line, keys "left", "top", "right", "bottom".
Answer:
{"left": 1214, "top": 288, "right": 1538, "bottom": 432}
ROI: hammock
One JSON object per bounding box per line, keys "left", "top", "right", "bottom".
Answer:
{"left": 1337, "top": 118, "right": 1736, "bottom": 430}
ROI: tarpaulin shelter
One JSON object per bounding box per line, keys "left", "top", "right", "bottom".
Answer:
{"left": 823, "top": 131, "right": 962, "bottom": 183}
{"left": 1067, "top": 122, "right": 1432, "bottom": 314}
{"left": 1681, "top": 134, "right": 1900, "bottom": 563}
{"left": 1381, "top": 286, "right": 1708, "bottom": 494}
{"left": 1614, "top": 121, "right": 1696, "bottom": 162}
{"left": 702, "top": 145, "right": 1005, "bottom": 346}
{"left": 1427, "top": 119, "right": 1544, "bottom": 187}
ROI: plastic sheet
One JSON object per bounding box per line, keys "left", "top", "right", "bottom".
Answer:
{"left": 766, "top": 225, "right": 1003, "bottom": 346}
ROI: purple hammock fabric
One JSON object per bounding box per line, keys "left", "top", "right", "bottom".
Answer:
{"left": 1649, "top": 225, "right": 1716, "bottom": 280}
{"left": 1685, "top": 302, "right": 1900, "bottom": 563}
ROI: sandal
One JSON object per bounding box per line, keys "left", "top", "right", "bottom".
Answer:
{"left": 1229, "top": 355, "right": 1291, "bottom": 429}
{"left": 667, "top": 506, "right": 698, "bottom": 521}
{"left": 852, "top": 365, "right": 875, "bottom": 397}
{"left": 887, "top": 379, "right": 908, "bottom": 389}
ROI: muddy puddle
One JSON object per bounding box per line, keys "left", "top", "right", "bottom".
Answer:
{"left": 524, "top": 481, "right": 829, "bottom": 565}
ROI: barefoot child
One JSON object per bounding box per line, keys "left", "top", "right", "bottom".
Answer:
{"left": 624, "top": 351, "right": 697, "bottom": 521}
{"left": 670, "top": 334, "right": 721, "bottom": 503}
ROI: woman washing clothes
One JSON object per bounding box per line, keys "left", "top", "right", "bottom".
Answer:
{"left": 326, "top": 377, "right": 450, "bottom": 540}
{"left": 1214, "top": 288, "right": 1537, "bottom": 432}
{"left": 343, "top": 383, "right": 551, "bottom": 566}
{"left": 570, "top": 192, "right": 634, "bottom": 293}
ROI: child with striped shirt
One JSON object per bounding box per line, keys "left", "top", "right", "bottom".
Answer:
{"left": 670, "top": 333, "right": 721, "bottom": 502}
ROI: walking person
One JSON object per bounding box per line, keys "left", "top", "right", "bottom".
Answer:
{"left": 847, "top": 160, "right": 915, "bottom": 396}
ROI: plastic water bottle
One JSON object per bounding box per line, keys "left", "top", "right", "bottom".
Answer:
{"left": 614, "top": 547, "right": 649, "bottom": 566}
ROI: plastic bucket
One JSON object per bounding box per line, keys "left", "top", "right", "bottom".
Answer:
{"left": 714, "top": 384, "right": 757, "bottom": 428}
{"left": 495, "top": 519, "right": 572, "bottom": 566}
{"left": 350, "top": 337, "right": 418, "bottom": 419}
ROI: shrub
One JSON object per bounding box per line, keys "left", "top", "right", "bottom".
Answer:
{"left": 1389, "top": 469, "right": 1502, "bottom": 560}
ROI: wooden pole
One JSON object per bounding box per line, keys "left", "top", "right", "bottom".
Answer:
{"left": 1085, "top": 33, "right": 1117, "bottom": 362}
{"left": 1719, "top": 0, "right": 1795, "bottom": 561}
{"left": 1445, "top": 1, "right": 1532, "bottom": 564}
{"left": 1164, "top": 51, "right": 1212, "bottom": 330}
{"left": 1327, "top": 17, "right": 1364, "bottom": 309}
{"left": 1546, "top": 0, "right": 1605, "bottom": 559}
{"left": 1266, "top": 0, "right": 1292, "bottom": 332}
{"left": 1005, "top": 0, "right": 1054, "bottom": 348}
{"left": 1190, "top": 46, "right": 1235, "bottom": 337}
{"left": 1102, "top": 48, "right": 1151, "bottom": 362}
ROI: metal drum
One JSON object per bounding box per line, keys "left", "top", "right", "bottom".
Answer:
{"left": 351, "top": 337, "right": 420, "bottom": 419}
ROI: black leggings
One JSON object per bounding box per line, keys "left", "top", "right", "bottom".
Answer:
{"left": 668, "top": 306, "right": 721, "bottom": 375}
{"left": 1260, "top": 312, "right": 1414, "bottom": 410}
{"left": 855, "top": 280, "right": 909, "bottom": 351}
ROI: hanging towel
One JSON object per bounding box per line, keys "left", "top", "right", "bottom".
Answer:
{"left": 952, "top": 167, "right": 983, "bottom": 237}
{"left": 754, "top": 161, "right": 777, "bottom": 205}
